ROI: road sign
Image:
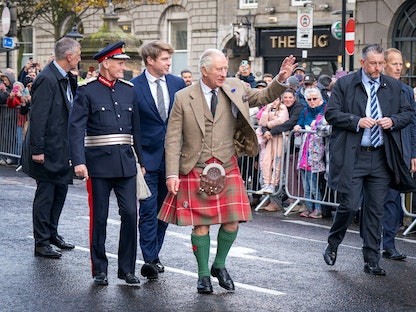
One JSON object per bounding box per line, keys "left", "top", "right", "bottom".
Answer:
{"left": 3, "top": 36, "right": 14, "bottom": 49}
{"left": 2, "top": 7, "right": 10, "bottom": 36}
{"left": 345, "top": 18, "right": 355, "bottom": 55}
{"left": 331, "top": 21, "right": 342, "bottom": 40}
{"left": 297, "top": 7, "right": 313, "bottom": 49}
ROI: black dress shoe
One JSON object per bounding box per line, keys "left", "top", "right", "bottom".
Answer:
{"left": 94, "top": 272, "right": 109, "bottom": 285}
{"left": 34, "top": 245, "right": 62, "bottom": 259}
{"left": 211, "top": 267, "right": 235, "bottom": 291}
{"left": 118, "top": 272, "right": 140, "bottom": 284}
{"left": 153, "top": 259, "right": 164, "bottom": 273}
{"left": 141, "top": 262, "right": 158, "bottom": 279}
{"left": 50, "top": 235, "right": 75, "bottom": 250}
{"left": 364, "top": 262, "right": 386, "bottom": 276}
{"left": 197, "top": 276, "right": 213, "bottom": 294}
{"left": 323, "top": 245, "right": 337, "bottom": 266}
{"left": 382, "top": 248, "right": 407, "bottom": 261}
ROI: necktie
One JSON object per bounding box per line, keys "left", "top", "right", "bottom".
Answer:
{"left": 211, "top": 89, "right": 218, "bottom": 117}
{"left": 66, "top": 75, "right": 73, "bottom": 105}
{"left": 156, "top": 79, "right": 167, "bottom": 121}
{"left": 369, "top": 80, "right": 381, "bottom": 147}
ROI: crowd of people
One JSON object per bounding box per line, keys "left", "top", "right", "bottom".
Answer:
{"left": 1, "top": 40, "right": 416, "bottom": 293}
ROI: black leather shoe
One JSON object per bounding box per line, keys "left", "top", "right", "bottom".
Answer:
{"left": 364, "top": 262, "right": 386, "bottom": 276}
{"left": 323, "top": 245, "right": 337, "bottom": 266}
{"left": 211, "top": 267, "right": 235, "bottom": 291}
{"left": 141, "top": 262, "right": 158, "bottom": 279}
{"left": 118, "top": 272, "right": 140, "bottom": 284}
{"left": 34, "top": 245, "right": 62, "bottom": 259}
{"left": 382, "top": 248, "right": 407, "bottom": 261}
{"left": 50, "top": 235, "right": 75, "bottom": 250}
{"left": 197, "top": 276, "right": 213, "bottom": 294}
{"left": 153, "top": 259, "right": 164, "bottom": 273}
{"left": 94, "top": 272, "right": 108, "bottom": 285}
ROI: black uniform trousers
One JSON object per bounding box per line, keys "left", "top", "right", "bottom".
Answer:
{"left": 88, "top": 176, "right": 137, "bottom": 277}
{"left": 328, "top": 147, "right": 391, "bottom": 263}
{"left": 33, "top": 181, "right": 68, "bottom": 247}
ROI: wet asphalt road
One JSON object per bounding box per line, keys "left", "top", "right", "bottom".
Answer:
{"left": 1, "top": 164, "right": 416, "bottom": 312}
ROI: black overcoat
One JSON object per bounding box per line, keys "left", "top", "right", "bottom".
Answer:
{"left": 22, "top": 62, "right": 76, "bottom": 184}
{"left": 325, "top": 69, "right": 416, "bottom": 193}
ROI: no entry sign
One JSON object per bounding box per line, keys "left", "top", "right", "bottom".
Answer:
{"left": 345, "top": 18, "right": 355, "bottom": 55}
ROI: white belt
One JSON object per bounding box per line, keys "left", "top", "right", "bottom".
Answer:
{"left": 84, "top": 134, "right": 133, "bottom": 147}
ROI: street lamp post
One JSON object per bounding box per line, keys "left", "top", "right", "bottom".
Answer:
{"left": 332, "top": 4, "right": 354, "bottom": 72}
{"left": 65, "top": 24, "right": 83, "bottom": 40}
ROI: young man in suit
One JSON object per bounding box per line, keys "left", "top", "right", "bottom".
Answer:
{"left": 23, "top": 37, "right": 80, "bottom": 259}
{"left": 323, "top": 44, "right": 415, "bottom": 276}
{"left": 158, "top": 48, "right": 296, "bottom": 293}
{"left": 381, "top": 48, "right": 416, "bottom": 261}
{"left": 131, "top": 41, "right": 186, "bottom": 279}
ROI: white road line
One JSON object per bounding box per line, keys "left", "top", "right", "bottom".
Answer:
{"left": 73, "top": 245, "right": 285, "bottom": 296}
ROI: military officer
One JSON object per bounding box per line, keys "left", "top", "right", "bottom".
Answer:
{"left": 68, "top": 42, "right": 144, "bottom": 286}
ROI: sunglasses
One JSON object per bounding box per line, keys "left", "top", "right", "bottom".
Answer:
{"left": 307, "top": 97, "right": 319, "bottom": 101}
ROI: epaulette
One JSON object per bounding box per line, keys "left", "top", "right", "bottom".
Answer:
{"left": 78, "top": 76, "right": 97, "bottom": 87}
{"left": 118, "top": 78, "right": 134, "bottom": 87}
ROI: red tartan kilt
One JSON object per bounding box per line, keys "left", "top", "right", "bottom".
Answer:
{"left": 158, "top": 156, "right": 252, "bottom": 226}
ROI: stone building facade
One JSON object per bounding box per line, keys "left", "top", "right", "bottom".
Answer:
{"left": 0, "top": 0, "right": 415, "bottom": 87}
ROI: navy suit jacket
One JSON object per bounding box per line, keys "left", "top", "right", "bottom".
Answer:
{"left": 131, "top": 70, "right": 186, "bottom": 171}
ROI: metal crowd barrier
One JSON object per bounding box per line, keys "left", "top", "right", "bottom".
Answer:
{"left": 402, "top": 193, "right": 416, "bottom": 236}
{"left": 0, "top": 104, "right": 20, "bottom": 160}
{"left": 240, "top": 128, "right": 340, "bottom": 214}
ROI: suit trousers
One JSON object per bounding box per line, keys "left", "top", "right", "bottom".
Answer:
{"left": 328, "top": 148, "right": 391, "bottom": 263}
{"left": 382, "top": 188, "right": 402, "bottom": 250}
{"left": 33, "top": 180, "right": 68, "bottom": 247}
{"left": 139, "top": 162, "right": 168, "bottom": 262}
{"left": 88, "top": 176, "right": 137, "bottom": 276}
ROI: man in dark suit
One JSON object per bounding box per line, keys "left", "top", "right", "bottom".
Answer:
{"left": 22, "top": 37, "right": 80, "bottom": 259}
{"left": 381, "top": 48, "right": 416, "bottom": 261}
{"left": 68, "top": 42, "right": 143, "bottom": 286}
{"left": 130, "top": 40, "right": 186, "bottom": 279}
{"left": 323, "top": 44, "right": 414, "bottom": 276}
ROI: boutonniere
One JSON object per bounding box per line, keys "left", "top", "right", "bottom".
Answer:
{"left": 231, "top": 88, "right": 236, "bottom": 93}
{"left": 242, "top": 94, "right": 248, "bottom": 102}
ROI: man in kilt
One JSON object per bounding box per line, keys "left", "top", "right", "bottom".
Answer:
{"left": 158, "top": 48, "right": 297, "bottom": 294}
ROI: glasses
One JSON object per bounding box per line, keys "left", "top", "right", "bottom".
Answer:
{"left": 307, "top": 97, "right": 318, "bottom": 101}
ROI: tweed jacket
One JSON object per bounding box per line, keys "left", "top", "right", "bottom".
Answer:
{"left": 165, "top": 77, "right": 286, "bottom": 176}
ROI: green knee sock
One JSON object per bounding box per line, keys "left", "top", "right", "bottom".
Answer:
{"left": 213, "top": 227, "right": 238, "bottom": 269}
{"left": 191, "top": 233, "right": 210, "bottom": 278}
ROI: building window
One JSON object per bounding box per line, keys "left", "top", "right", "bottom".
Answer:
{"left": 240, "top": 0, "right": 257, "bottom": 9}
{"left": 21, "top": 27, "right": 33, "bottom": 64}
{"left": 119, "top": 23, "right": 131, "bottom": 33}
{"left": 392, "top": 1, "right": 416, "bottom": 88}
{"left": 169, "top": 20, "right": 187, "bottom": 76}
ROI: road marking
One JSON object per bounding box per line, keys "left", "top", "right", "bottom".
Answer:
{"left": 282, "top": 220, "right": 416, "bottom": 245}
{"left": 74, "top": 245, "right": 285, "bottom": 296}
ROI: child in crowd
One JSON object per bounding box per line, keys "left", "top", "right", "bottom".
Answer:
{"left": 293, "top": 87, "right": 326, "bottom": 219}
{"left": 256, "top": 97, "right": 289, "bottom": 194}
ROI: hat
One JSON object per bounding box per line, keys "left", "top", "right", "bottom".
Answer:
{"left": 303, "top": 74, "right": 316, "bottom": 85}
{"left": 93, "top": 41, "right": 130, "bottom": 63}
{"left": 293, "top": 66, "right": 305, "bottom": 74}
{"left": 318, "top": 74, "right": 332, "bottom": 88}
{"left": 287, "top": 76, "right": 299, "bottom": 87}
{"left": 255, "top": 80, "right": 267, "bottom": 88}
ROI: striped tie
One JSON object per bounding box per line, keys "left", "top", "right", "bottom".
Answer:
{"left": 369, "top": 80, "right": 381, "bottom": 147}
